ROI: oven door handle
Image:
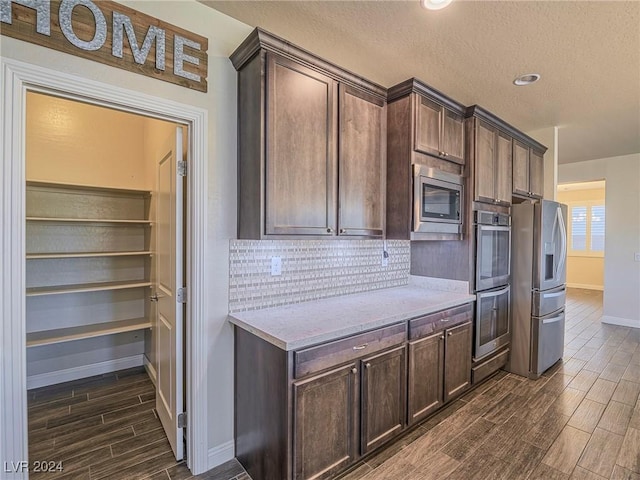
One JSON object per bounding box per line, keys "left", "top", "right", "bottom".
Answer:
{"left": 477, "top": 225, "right": 511, "bottom": 232}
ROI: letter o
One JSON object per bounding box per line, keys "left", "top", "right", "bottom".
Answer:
{"left": 59, "top": 0, "right": 106, "bottom": 51}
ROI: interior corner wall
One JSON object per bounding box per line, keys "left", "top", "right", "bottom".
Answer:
{"left": 558, "top": 154, "right": 640, "bottom": 328}
{"left": 526, "top": 126, "right": 558, "bottom": 201}
{"left": 1, "top": 0, "right": 253, "bottom": 470}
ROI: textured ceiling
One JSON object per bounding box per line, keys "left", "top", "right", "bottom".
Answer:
{"left": 201, "top": 0, "right": 640, "bottom": 164}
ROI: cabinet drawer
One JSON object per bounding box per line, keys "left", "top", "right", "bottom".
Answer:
{"left": 409, "top": 303, "right": 473, "bottom": 340}
{"left": 294, "top": 323, "right": 406, "bottom": 379}
{"left": 472, "top": 348, "right": 509, "bottom": 385}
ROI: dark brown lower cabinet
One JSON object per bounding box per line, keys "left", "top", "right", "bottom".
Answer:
{"left": 408, "top": 332, "right": 444, "bottom": 425}
{"left": 360, "top": 346, "right": 406, "bottom": 454}
{"left": 293, "top": 364, "right": 359, "bottom": 480}
{"left": 408, "top": 320, "right": 473, "bottom": 424}
{"left": 444, "top": 322, "right": 473, "bottom": 402}
{"left": 235, "top": 304, "right": 475, "bottom": 480}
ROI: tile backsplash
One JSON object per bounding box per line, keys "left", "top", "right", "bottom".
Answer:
{"left": 229, "top": 239, "right": 410, "bottom": 312}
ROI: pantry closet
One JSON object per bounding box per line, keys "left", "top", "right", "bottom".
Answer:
{"left": 25, "top": 91, "right": 186, "bottom": 460}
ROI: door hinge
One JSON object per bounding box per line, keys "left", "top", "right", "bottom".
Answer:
{"left": 177, "top": 287, "right": 187, "bottom": 304}
{"left": 178, "top": 412, "right": 187, "bottom": 428}
{"left": 178, "top": 161, "right": 187, "bottom": 176}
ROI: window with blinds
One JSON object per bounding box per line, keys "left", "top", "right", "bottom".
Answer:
{"left": 568, "top": 203, "right": 605, "bottom": 256}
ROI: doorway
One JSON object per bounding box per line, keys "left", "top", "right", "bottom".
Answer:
{"left": 24, "top": 90, "right": 187, "bottom": 470}
{"left": 557, "top": 180, "right": 606, "bottom": 292}
{"left": 1, "top": 58, "right": 210, "bottom": 477}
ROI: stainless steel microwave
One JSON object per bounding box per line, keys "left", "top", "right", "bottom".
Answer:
{"left": 413, "top": 164, "right": 463, "bottom": 239}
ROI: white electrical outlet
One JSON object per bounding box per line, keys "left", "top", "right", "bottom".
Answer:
{"left": 271, "top": 256, "right": 282, "bottom": 276}
{"left": 635, "top": 253, "right": 640, "bottom": 262}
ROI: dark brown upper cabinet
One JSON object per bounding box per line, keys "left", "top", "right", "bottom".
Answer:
{"left": 231, "top": 28, "right": 386, "bottom": 239}
{"left": 339, "top": 86, "right": 386, "bottom": 237}
{"left": 470, "top": 119, "right": 512, "bottom": 206}
{"left": 386, "top": 79, "right": 466, "bottom": 240}
{"left": 513, "top": 140, "right": 544, "bottom": 199}
{"left": 466, "top": 105, "right": 547, "bottom": 209}
{"left": 414, "top": 96, "right": 465, "bottom": 164}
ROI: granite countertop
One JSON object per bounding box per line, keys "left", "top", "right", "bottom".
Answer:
{"left": 228, "top": 277, "right": 476, "bottom": 351}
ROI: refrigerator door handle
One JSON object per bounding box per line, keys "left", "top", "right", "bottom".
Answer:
{"left": 543, "top": 291, "right": 565, "bottom": 299}
{"left": 542, "top": 315, "right": 564, "bottom": 325}
{"left": 556, "top": 206, "right": 567, "bottom": 281}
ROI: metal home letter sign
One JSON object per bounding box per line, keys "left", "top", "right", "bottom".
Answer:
{"left": 0, "top": 0, "right": 208, "bottom": 92}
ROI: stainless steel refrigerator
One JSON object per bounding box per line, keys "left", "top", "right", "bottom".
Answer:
{"left": 506, "top": 200, "right": 568, "bottom": 378}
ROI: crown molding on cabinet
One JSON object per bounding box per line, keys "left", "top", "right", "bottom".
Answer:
{"left": 230, "top": 27, "right": 387, "bottom": 100}
{"left": 386, "top": 77, "right": 466, "bottom": 115}
{"left": 466, "top": 105, "right": 548, "bottom": 154}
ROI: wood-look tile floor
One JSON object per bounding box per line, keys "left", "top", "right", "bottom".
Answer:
{"left": 29, "top": 288, "right": 639, "bottom": 480}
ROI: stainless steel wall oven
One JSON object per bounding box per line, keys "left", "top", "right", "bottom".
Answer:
{"left": 474, "top": 211, "right": 511, "bottom": 360}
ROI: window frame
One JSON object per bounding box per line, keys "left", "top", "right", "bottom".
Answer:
{"left": 566, "top": 200, "right": 605, "bottom": 258}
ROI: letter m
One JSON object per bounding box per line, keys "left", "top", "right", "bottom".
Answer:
{"left": 112, "top": 11, "right": 165, "bottom": 70}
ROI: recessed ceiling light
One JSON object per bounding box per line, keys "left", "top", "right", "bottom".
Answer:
{"left": 513, "top": 73, "right": 541, "bottom": 86}
{"left": 421, "top": 0, "right": 453, "bottom": 10}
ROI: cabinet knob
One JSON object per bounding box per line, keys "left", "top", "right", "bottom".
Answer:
{"left": 327, "top": 227, "right": 334, "bottom": 234}
{"left": 150, "top": 294, "right": 159, "bottom": 302}
{"left": 365, "top": 362, "right": 371, "bottom": 369}
{"left": 339, "top": 228, "right": 347, "bottom": 234}
{"left": 439, "top": 335, "right": 444, "bottom": 340}
{"left": 448, "top": 332, "right": 453, "bottom": 336}
{"left": 351, "top": 367, "right": 358, "bottom": 374}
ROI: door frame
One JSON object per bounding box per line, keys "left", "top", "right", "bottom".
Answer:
{"left": 0, "top": 58, "right": 210, "bottom": 477}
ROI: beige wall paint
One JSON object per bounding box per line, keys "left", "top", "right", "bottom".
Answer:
{"left": 26, "top": 92, "right": 150, "bottom": 189}
{"left": 2, "top": 0, "right": 253, "bottom": 466}
{"left": 557, "top": 187, "right": 606, "bottom": 290}
{"left": 559, "top": 154, "right": 640, "bottom": 328}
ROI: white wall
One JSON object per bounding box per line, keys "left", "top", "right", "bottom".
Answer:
{"left": 559, "top": 154, "right": 640, "bottom": 328}
{"left": 1, "top": 0, "right": 253, "bottom": 467}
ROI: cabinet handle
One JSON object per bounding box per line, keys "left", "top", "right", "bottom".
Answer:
{"left": 351, "top": 367, "right": 357, "bottom": 374}
{"left": 353, "top": 343, "right": 368, "bottom": 351}
{"left": 150, "top": 294, "right": 159, "bottom": 302}
{"left": 448, "top": 332, "right": 453, "bottom": 336}
{"left": 365, "top": 363, "right": 371, "bottom": 369}
{"left": 327, "top": 227, "right": 334, "bottom": 234}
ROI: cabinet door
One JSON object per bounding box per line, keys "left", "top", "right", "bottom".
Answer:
{"left": 444, "top": 322, "right": 472, "bottom": 403}
{"left": 442, "top": 109, "right": 465, "bottom": 165}
{"left": 293, "top": 364, "right": 359, "bottom": 480}
{"left": 266, "top": 53, "right": 338, "bottom": 236}
{"left": 495, "top": 132, "right": 513, "bottom": 205}
{"left": 408, "top": 332, "right": 444, "bottom": 425}
{"left": 529, "top": 150, "right": 544, "bottom": 198}
{"left": 414, "top": 96, "right": 442, "bottom": 158}
{"left": 360, "top": 346, "right": 406, "bottom": 454}
{"left": 512, "top": 140, "right": 530, "bottom": 196}
{"left": 338, "top": 85, "right": 386, "bottom": 237}
{"left": 474, "top": 120, "right": 497, "bottom": 203}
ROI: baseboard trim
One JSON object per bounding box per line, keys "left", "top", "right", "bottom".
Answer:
{"left": 566, "top": 283, "right": 604, "bottom": 291}
{"left": 27, "top": 355, "right": 144, "bottom": 389}
{"left": 602, "top": 315, "right": 640, "bottom": 329}
{"left": 143, "top": 355, "right": 157, "bottom": 387}
{"left": 207, "top": 440, "right": 235, "bottom": 470}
